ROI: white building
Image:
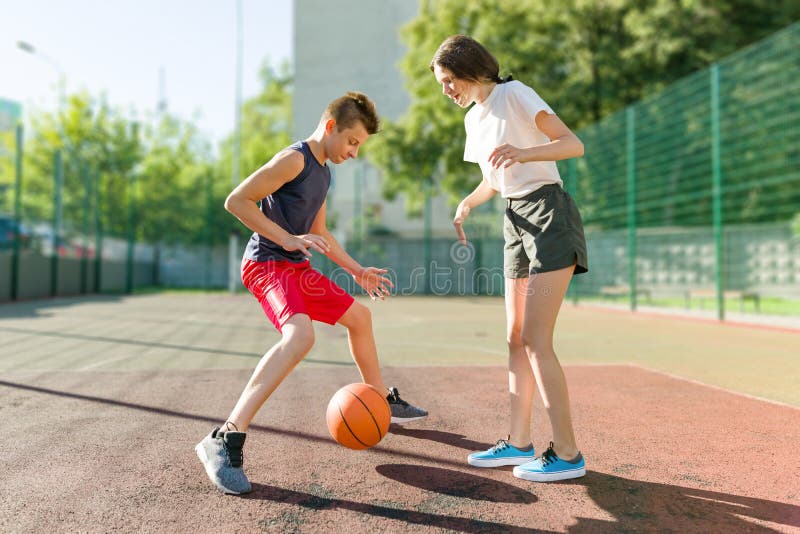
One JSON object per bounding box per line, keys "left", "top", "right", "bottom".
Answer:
{"left": 292, "top": 0, "right": 456, "bottom": 240}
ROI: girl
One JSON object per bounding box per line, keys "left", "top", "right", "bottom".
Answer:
{"left": 431, "top": 35, "right": 588, "bottom": 482}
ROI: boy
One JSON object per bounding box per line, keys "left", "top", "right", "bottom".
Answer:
{"left": 195, "top": 91, "right": 427, "bottom": 495}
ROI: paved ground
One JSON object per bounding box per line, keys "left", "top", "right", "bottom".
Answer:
{"left": 1, "top": 294, "right": 799, "bottom": 532}
{"left": 1, "top": 293, "right": 798, "bottom": 404}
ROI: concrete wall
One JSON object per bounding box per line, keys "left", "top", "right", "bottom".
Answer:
{"left": 293, "top": 0, "right": 456, "bottom": 241}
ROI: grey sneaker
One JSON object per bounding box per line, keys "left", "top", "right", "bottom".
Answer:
{"left": 387, "top": 387, "right": 428, "bottom": 425}
{"left": 195, "top": 427, "right": 251, "bottom": 494}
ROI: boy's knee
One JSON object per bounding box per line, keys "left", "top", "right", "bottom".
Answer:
{"left": 284, "top": 326, "right": 315, "bottom": 354}
{"left": 347, "top": 302, "right": 372, "bottom": 327}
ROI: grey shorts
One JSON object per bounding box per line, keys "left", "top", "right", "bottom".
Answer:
{"left": 503, "top": 184, "right": 589, "bottom": 279}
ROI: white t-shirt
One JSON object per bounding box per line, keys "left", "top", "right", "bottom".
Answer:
{"left": 464, "top": 80, "right": 562, "bottom": 198}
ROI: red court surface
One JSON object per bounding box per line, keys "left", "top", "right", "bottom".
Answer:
{"left": 1, "top": 364, "right": 798, "bottom": 532}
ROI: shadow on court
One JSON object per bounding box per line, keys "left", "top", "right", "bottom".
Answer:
{"left": 0, "top": 294, "right": 125, "bottom": 319}
{"left": 571, "top": 471, "right": 800, "bottom": 532}
{"left": 2, "top": 364, "right": 799, "bottom": 532}
{"left": 389, "top": 426, "right": 492, "bottom": 451}
{"left": 0, "top": 324, "right": 355, "bottom": 366}
{"left": 243, "top": 472, "right": 800, "bottom": 533}
{"left": 245, "top": 482, "right": 549, "bottom": 533}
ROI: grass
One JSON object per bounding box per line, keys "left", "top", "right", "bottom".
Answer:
{"left": 575, "top": 294, "right": 800, "bottom": 316}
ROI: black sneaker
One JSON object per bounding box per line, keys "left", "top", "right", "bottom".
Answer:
{"left": 386, "top": 387, "right": 428, "bottom": 424}
{"left": 195, "top": 427, "right": 251, "bottom": 494}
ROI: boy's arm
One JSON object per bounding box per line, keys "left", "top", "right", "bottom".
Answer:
{"left": 224, "top": 150, "right": 331, "bottom": 257}
{"left": 310, "top": 201, "right": 393, "bottom": 300}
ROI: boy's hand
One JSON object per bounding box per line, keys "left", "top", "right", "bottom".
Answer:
{"left": 453, "top": 200, "right": 471, "bottom": 245}
{"left": 281, "top": 234, "right": 330, "bottom": 257}
{"left": 353, "top": 267, "right": 394, "bottom": 301}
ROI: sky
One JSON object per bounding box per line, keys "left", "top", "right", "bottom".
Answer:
{"left": 0, "top": 0, "right": 293, "bottom": 144}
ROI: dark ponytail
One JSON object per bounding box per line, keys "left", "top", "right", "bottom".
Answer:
{"left": 495, "top": 74, "right": 514, "bottom": 84}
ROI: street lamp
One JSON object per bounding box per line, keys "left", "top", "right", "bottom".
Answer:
{"left": 229, "top": 0, "right": 244, "bottom": 293}
{"left": 17, "top": 39, "right": 67, "bottom": 297}
{"left": 17, "top": 40, "right": 66, "bottom": 112}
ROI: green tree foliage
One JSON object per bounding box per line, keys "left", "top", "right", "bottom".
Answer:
{"left": 9, "top": 58, "right": 293, "bottom": 247}
{"left": 137, "top": 113, "right": 213, "bottom": 244}
{"left": 20, "top": 92, "right": 142, "bottom": 237}
{"left": 370, "top": 0, "right": 800, "bottom": 212}
{"left": 214, "top": 59, "right": 293, "bottom": 240}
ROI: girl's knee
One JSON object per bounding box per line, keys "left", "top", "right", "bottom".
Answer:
{"left": 520, "top": 329, "right": 552, "bottom": 359}
{"left": 506, "top": 328, "right": 524, "bottom": 349}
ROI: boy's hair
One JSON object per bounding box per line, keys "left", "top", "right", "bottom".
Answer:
{"left": 430, "top": 35, "right": 506, "bottom": 84}
{"left": 322, "top": 91, "right": 380, "bottom": 134}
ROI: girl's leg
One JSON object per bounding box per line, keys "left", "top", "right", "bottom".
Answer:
{"left": 506, "top": 277, "right": 536, "bottom": 448}
{"left": 337, "top": 301, "right": 386, "bottom": 392}
{"left": 226, "top": 314, "right": 316, "bottom": 432}
{"left": 521, "top": 265, "right": 579, "bottom": 459}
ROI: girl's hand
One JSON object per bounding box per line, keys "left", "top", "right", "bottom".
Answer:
{"left": 453, "top": 200, "right": 471, "bottom": 245}
{"left": 489, "top": 144, "right": 528, "bottom": 169}
{"left": 281, "top": 234, "right": 330, "bottom": 257}
{"left": 353, "top": 267, "right": 394, "bottom": 300}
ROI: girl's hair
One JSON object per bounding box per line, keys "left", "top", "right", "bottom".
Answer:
{"left": 322, "top": 91, "right": 380, "bottom": 134}
{"left": 430, "top": 35, "right": 513, "bottom": 84}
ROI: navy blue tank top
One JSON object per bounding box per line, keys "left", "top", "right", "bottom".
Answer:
{"left": 243, "top": 141, "right": 331, "bottom": 262}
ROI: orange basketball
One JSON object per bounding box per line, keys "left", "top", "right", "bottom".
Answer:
{"left": 326, "top": 383, "right": 391, "bottom": 450}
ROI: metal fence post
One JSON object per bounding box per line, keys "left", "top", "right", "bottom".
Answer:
{"left": 567, "top": 158, "right": 578, "bottom": 304}
{"left": 424, "top": 178, "right": 432, "bottom": 295}
{"left": 710, "top": 64, "right": 724, "bottom": 320}
{"left": 80, "top": 162, "right": 90, "bottom": 294}
{"left": 94, "top": 171, "right": 103, "bottom": 293}
{"left": 51, "top": 150, "right": 63, "bottom": 297}
{"left": 626, "top": 106, "right": 638, "bottom": 311}
{"left": 10, "top": 124, "right": 24, "bottom": 301}
{"left": 125, "top": 173, "right": 136, "bottom": 294}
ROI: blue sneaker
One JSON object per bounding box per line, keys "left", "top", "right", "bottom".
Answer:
{"left": 467, "top": 436, "right": 535, "bottom": 467}
{"left": 513, "top": 441, "right": 586, "bottom": 482}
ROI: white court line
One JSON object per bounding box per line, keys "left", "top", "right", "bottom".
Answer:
{"left": 624, "top": 362, "right": 800, "bottom": 411}
{"left": 79, "top": 354, "right": 136, "bottom": 371}
{"left": 73, "top": 350, "right": 798, "bottom": 411}
{"left": 392, "top": 340, "right": 507, "bottom": 356}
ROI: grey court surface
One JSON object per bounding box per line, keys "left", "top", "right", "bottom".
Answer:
{"left": 2, "top": 293, "right": 799, "bottom": 533}
{"left": 1, "top": 293, "right": 799, "bottom": 406}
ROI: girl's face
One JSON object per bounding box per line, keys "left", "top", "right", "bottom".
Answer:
{"left": 433, "top": 64, "right": 479, "bottom": 108}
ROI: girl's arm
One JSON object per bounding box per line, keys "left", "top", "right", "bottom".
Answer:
{"left": 454, "top": 178, "right": 497, "bottom": 245}
{"left": 489, "top": 111, "right": 584, "bottom": 169}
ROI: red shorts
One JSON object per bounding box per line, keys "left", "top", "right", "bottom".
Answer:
{"left": 241, "top": 258, "right": 354, "bottom": 332}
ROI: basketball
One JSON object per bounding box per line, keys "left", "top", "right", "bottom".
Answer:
{"left": 326, "top": 383, "right": 391, "bottom": 450}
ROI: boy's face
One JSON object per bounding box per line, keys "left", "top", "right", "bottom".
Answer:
{"left": 325, "top": 121, "right": 369, "bottom": 164}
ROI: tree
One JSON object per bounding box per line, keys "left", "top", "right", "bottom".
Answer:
{"left": 20, "top": 92, "right": 142, "bottom": 237}
{"left": 370, "top": 0, "right": 800, "bottom": 212}
{"left": 214, "top": 59, "right": 293, "bottom": 241}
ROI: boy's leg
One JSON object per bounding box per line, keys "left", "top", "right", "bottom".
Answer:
{"left": 337, "top": 301, "right": 427, "bottom": 424}
{"left": 226, "top": 313, "right": 315, "bottom": 432}
{"left": 521, "top": 265, "right": 579, "bottom": 460}
{"left": 337, "top": 301, "right": 385, "bottom": 391}
{"left": 506, "top": 277, "right": 537, "bottom": 449}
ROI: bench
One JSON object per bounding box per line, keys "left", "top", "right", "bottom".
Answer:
{"left": 684, "top": 289, "right": 760, "bottom": 313}
{"left": 600, "top": 285, "right": 652, "bottom": 302}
